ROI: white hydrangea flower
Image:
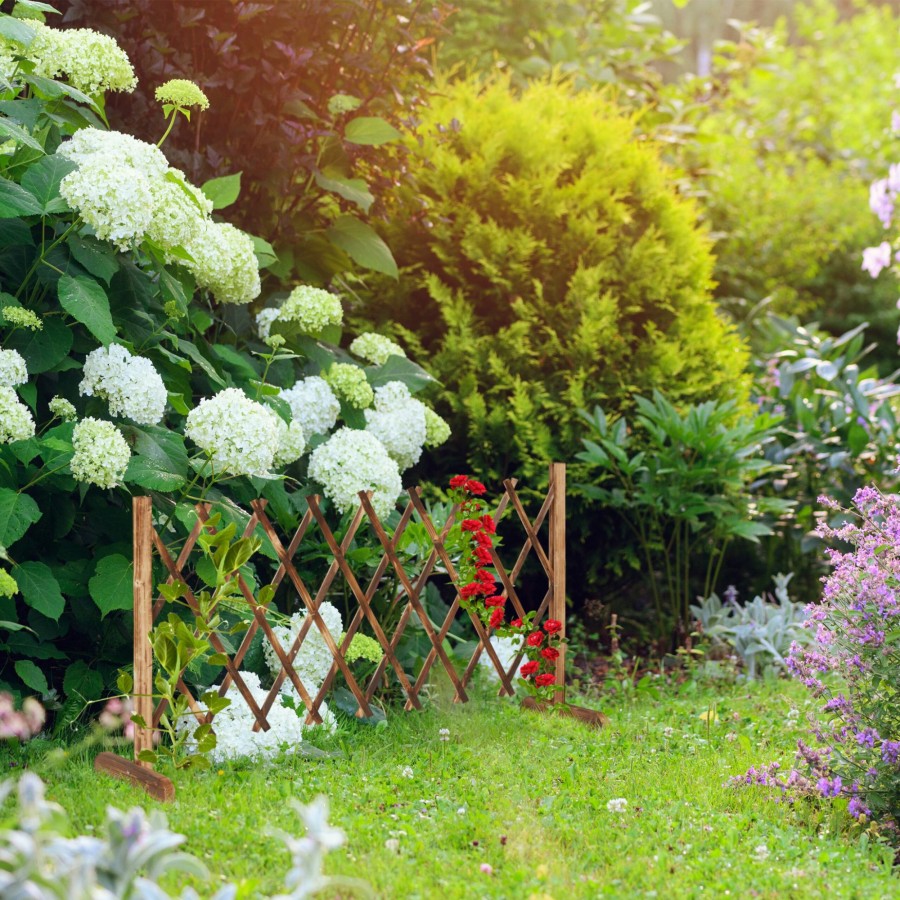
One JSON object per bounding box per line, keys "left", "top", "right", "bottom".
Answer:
{"left": 280, "top": 376, "right": 340, "bottom": 437}
{"left": 0, "top": 388, "right": 35, "bottom": 444}
{"left": 423, "top": 406, "right": 451, "bottom": 447}
{"left": 278, "top": 285, "right": 343, "bottom": 334}
{"left": 58, "top": 128, "right": 168, "bottom": 179}
{"left": 181, "top": 671, "right": 336, "bottom": 763}
{"left": 146, "top": 169, "right": 212, "bottom": 256}
{"left": 308, "top": 427, "right": 402, "bottom": 520}
{"left": 70, "top": 417, "right": 131, "bottom": 489}
{"left": 478, "top": 635, "right": 523, "bottom": 684}
{"left": 364, "top": 381, "right": 426, "bottom": 472}
{"left": 185, "top": 388, "right": 278, "bottom": 477}
{"left": 1, "top": 307, "right": 42, "bottom": 331}
{"left": 48, "top": 396, "right": 76, "bottom": 421}
{"left": 324, "top": 363, "right": 373, "bottom": 409}
{"left": 0, "top": 349, "right": 27, "bottom": 387}
{"left": 264, "top": 601, "right": 344, "bottom": 695}
{"left": 79, "top": 344, "right": 166, "bottom": 425}
{"left": 28, "top": 22, "right": 137, "bottom": 94}
{"left": 349, "top": 332, "right": 406, "bottom": 366}
{"left": 255, "top": 307, "right": 280, "bottom": 341}
{"left": 271, "top": 414, "right": 306, "bottom": 467}
{"left": 183, "top": 220, "right": 261, "bottom": 305}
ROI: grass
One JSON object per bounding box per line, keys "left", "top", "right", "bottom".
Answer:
{"left": 15, "top": 674, "right": 900, "bottom": 899}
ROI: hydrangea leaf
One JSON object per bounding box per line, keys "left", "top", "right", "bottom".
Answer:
{"left": 0, "top": 178, "right": 43, "bottom": 217}
{"left": 67, "top": 235, "right": 120, "bottom": 285}
{"left": 201, "top": 171, "right": 242, "bottom": 210}
{"left": 7, "top": 315, "right": 73, "bottom": 373}
{"left": 313, "top": 171, "right": 374, "bottom": 212}
{"left": 20, "top": 155, "right": 76, "bottom": 214}
{"left": 16, "top": 561, "right": 65, "bottom": 621}
{"left": 366, "top": 355, "right": 438, "bottom": 393}
{"left": 344, "top": 116, "right": 402, "bottom": 146}
{"left": 122, "top": 425, "right": 188, "bottom": 492}
{"left": 57, "top": 274, "right": 117, "bottom": 345}
{"left": 0, "top": 117, "right": 44, "bottom": 153}
{"left": 89, "top": 554, "right": 133, "bottom": 618}
{"left": 0, "top": 488, "right": 41, "bottom": 547}
{"left": 14, "top": 659, "right": 48, "bottom": 694}
{"left": 62, "top": 660, "right": 104, "bottom": 701}
{"left": 326, "top": 215, "right": 398, "bottom": 278}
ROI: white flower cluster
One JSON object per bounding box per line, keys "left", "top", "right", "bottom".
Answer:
{"left": 194, "top": 671, "right": 336, "bottom": 763}
{"left": 70, "top": 417, "right": 131, "bottom": 488}
{"left": 308, "top": 427, "right": 402, "bottom": 520}
{"left": 364, "top": 381, "right": 427, "bottom": 471}
{"left": 58, "top": 129, "right": 260, "bottom": 304}
{"left": 279, "top": 286, "right": 343, "bottom": 334}
{"left": 0, "top": 349, "right": 27, "bottom": 387}
{"left": 349, "top": 332, "right": 406, "bottom": 366}
{"left": 48, "top": 396, "right": 76, "bottom": 422}
{"left": 186, "top": 389, "right": 307, "bottom": 476}
{"left": 255, "top": 306, "right": 280, "bottom": 341}
{"left": 424, "top": 406, "right": 451, "bottom": 448}
{"left": 263, "top": 601, "right": 344, "bottom": 695}
{"left": 478, "top": 635, "right": 523, "bottom": 684}
{"left": 27, "top": 21, "right": 137, "bottom": 94}
{"left": 79, "top": 344, "right": 166, "bottom": 425}
{"left": 0, "top": 388, "right": 35, "bottom": 444}
{"left": 324, "top": 363, "right": 373, "bottom": 409}
{"left": 280, "top": 376, "right": 340, "bottom": 437}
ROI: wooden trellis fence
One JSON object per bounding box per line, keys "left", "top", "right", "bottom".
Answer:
{"left": 96, "top": 463, "right": 602, "bottom": 800}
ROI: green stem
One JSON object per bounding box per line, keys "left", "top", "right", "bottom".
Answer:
{"left": 15, "top": 218, "right": 81, "bottom": 301}
{"left": 157, "top": 112, "right": 177, "bottom": 148}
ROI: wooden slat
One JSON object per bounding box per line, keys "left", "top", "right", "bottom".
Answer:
{"left": 132, "top": 497, "right": 155, "bottom": 768}
{"left": 549, "top": 462, "right": 566, "bottom": 705}
{"left": 95, "top": 752, "right": 175, "bottom": 802}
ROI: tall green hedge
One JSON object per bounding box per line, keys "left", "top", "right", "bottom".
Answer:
{"left": 357, "top": 77, "right": 751, "bottom": 491}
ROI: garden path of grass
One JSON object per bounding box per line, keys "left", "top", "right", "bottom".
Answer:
{"left": 39, "top": 678, "right": 898, "bottom": 899}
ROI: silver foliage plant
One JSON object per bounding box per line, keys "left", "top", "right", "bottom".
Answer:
{"left": 0, "top": 773, "right": 367, "bottom": 899}
{"left": 691, "top": 574, "right": 812, "bottom": 678}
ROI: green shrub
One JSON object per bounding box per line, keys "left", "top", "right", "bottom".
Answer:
{"left": 357, "top": 76, "right": 751, "bottom": 494}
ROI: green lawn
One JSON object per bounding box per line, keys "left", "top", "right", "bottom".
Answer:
{"left": 26, "top": 677, "right": 899, "bottom": 899}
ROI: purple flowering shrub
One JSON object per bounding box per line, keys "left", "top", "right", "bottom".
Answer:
{"left": 785, "top": 485, "right": 900, "bottom": 827}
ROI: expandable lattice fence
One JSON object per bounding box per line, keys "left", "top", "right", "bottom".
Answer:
{"left": 128, "top": 463, "right": 568, "bottom": 770}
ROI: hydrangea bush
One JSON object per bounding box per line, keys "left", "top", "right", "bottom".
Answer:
{"left": 0, "top": 9, "right": 449, "bottom": 715}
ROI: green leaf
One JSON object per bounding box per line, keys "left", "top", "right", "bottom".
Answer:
{"left": 63, "top": 660, "right": 104, "bottom": 701}
{"left": 344, "top": 116, "right": 402, "bottom": 146}
{"left": 250, "top": 234, "right": 278, "bottom": 269}
{"left": 7, "top": 315, "right": 73, "bottom": 373}
{"left": 314, "top": 171, "right": 374, "bottom": 212}
{"left": 847, "top": 423, "right": 868, "bottom": 456}
{"left": 0, "top": 17, "right": 36, "bottom": 46}
{"left": 201, "top": 172, "right": 242, "bottom": 210}
{"left": 367, "top": 354, "right": 437, "bottom": 392}
{"left": 0, "top": 177, "right": 43, "bottom": 217}
{"left": 14, "top": 659, "right": 47, "bottom": 694}
{"left": 124, "top": 456, "right": 186, "bottom": 491}
{"left": 16, "top": 561, "right": 64, "bottom": 621}
{"left": 0, "top": 117, "right": 44, "bottom": 153}
{"left": 57, "top": 274, "right": 117, "bottom": 344}
{"left": 67, "top": 234, "right": 120, "bottom": 284}
{"left": 89, "top": 554, "right": 133, "bottom": 618}
{"left": 20, "top": 154, "right": 75, "bottom": 214}
{"left": 23, "top": 75, "right": 102, "bottom": 118}
{"left": 326, "top": 215, "right": 398, "bottom": 278}
{"left": 0, "top": 489, "right": 41, "bottom": 547}
{"left": 122, "top": 425, "right": 188, "bottom": 492}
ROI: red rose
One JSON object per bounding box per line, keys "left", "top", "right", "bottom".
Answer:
{"left": 475, "top": 531, "right": 493, "bottom": 547}
{"left": 474, "top": 546, "right": 493, "bottom": 566}
{"left": 510, "top": 618, "right": 523, "bottom": 628}
{"left": 466, "top": 479, "right": 487, "bottom": 496}
{"left": 526, "top": 631, "right": 544, "bottom": 647}
{"left": 460, "top": 582, "right": 489, "bottom": 598}
{"left": 449, "top": 475, "right": 468, "bottom": 489}
{"left": 484, "top": 595, "right": 505, "bottom": 608}
{"left": 543, "top": 619, "right": 563, "bottom": 635}
{"left": 480, "top": 515, "right": 497, "bottom": 534}
{"left": 476, "top": 568, "right": 496, "bottom": 585}
{"left": 520, "top": 660, "right": 540, "bottom": 677}
{"left": 540, "top": 647, "right": 559, "bottom": 661}
{"left": 489, "top": 607, "right": 504, "bottom": 629}
{"left": 535, "top": 673, "right": 555, "bottom": 687}
{"left": 461, "top": 519, "right": 482, "bottom": 532}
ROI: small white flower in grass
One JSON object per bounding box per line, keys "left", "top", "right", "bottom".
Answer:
{"left": 183, "top": 220, "right": 261, "bottom": 305}
{"left": 384, "top": 838, "right": 400, "bottom": 853}
{"left": 606, "top": 798, "right": 628, "bottom": 814}
{"left": 350, "top": 332, "right": 406, "bottom": 366}
{"left": 324, "top": 363, "right": 374, "bottom": 409}
{"left": 663, "top": 726, "right": 675, "bottom": 738}
{"left": 457, "top": 807, "right": 466, "bottom": 816}
{"left": 48, "top": 396, "right": 76, "bottom": 422}
{"left": 0, "top": 349, "right": 27, "bottom": 387}
{"left": 281, "top": 376, "right": 340, "bottom": 437}
{"left": 185, "top": 388, "right": 278, "bottom": 477}
{"left": 80, "top": 344, "right": 167, "bottom": 425}
{"left": 725, "top": 731, "right": 737, "bottom": 742}
{"left": 308, "top": 428, "right": 402, "bottom": 520}
{"left": 364, "top": 381, "right": 426, "bottom": 471}
{"left": 70, "top": 417, "right": 130, "bottom": 488}
{"left": 400, "top": 766, "right": 414, "bottom": 779}
{"left": 439, "top": 728, "right": 450, "bottom": 742}
{"left": 753, "top": 845, "right": 770, "bottom": 861}
{"left": 0, "top": 388, "right": 35, "bottom": 444}
{"left": 278, "top": 285, "right": 343, "bottom": 335}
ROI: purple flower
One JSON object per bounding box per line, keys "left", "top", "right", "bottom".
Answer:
{"left": 882, "top": 741, "right": 900, "bottom": 765}
{"left": 848, "top": 797, "right": 871, "bottom": 819}
{"left": 862, "top": 241, "right": 893, "bottom": 278}
{"left": 869, "top": 180, "right": 894, "bottom": 227}
{"left": 817, "top": 776, "right": 843, "bottom": 798}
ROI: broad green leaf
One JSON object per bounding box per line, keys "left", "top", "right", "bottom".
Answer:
{"left": 23, "top": 75, "right": 103, "bottom": 119}
{"left": 16, "top": 561, "right": 64, "bottom": 621}
{"left": 314, "top": 171, "right": 374, "bottom": 212}
{"left": 0, "top": 489, "right": 41, "bottom": 547}
{"left": 0, "top": 116, "right": 44, "bottom": 153}
{"left": 344, "top": 116, "right": 402, "bottom": 146}
{"left": 7, "top": 314, "right": 72, "bottom": 373}
{"left": 14, "top": 1, "right": 61, "bottom": 13}
{"left": 250, "top": 234, "right": 278, "bottom": 268}
{"left": 20, "top": 154, "right": 75, "bottom": 214}
{"left": 124, "top": 456, "right": 186, "bottom": 491}
{"left": 63, "top": 659, "right": 104, "bottom": 700}
{"left": 0, "top": 177, "right": 43, "bottom": 217}
{"left": 89, "top": 553, "right": 133, "bottom": 618}
{"left": 847, "top": 423, "right": 869, "bottom": 456}
{"left": 14, "top": 659, "right": 47, "bottom": 694}
{"left": 0, "top": 17, "right": 36, "bottom": 46}
{"left": 57, "top": 274, "right": 117, "bottom": 344}
{"left": 366, "top": 354, "right": 437, "bottom": 392}
{"left": 201, "top": 171, "right": 241, "bottom": 210}
{"left": 326, "top": 215, "right": 398, "bottom": 278}
{"left": 123, "top": 425, "right": 188, "bottom": 491}
{"left": 67, "top": 234, "right": 119, "bottom": 284}
{"left": 327, "top": 94, "right": 361, "bottom": 115}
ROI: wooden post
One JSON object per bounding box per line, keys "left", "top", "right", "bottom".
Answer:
{"left": 132, "top": 496, "right": 155, "bottom": 768}
{"left": 549, "top": 462, "right": 566, "bottom": 706}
